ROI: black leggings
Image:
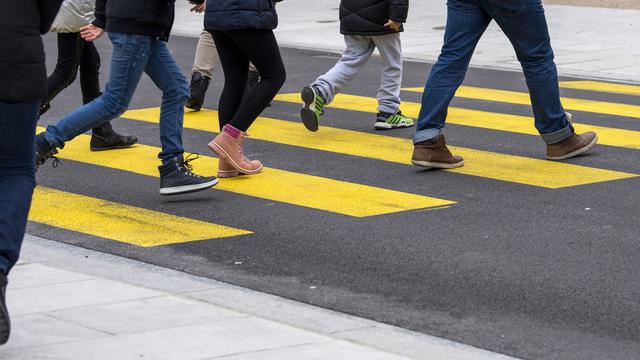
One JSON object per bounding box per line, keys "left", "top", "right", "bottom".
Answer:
{"left": 45, "top": 32, "right": 101, "bottom": 106}
{"left": 210, "top": 29, "right": 286, "bottom": 131}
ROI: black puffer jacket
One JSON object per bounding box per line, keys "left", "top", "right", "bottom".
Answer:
{"left": 93, "top": 0, "right": 178, "bottom": 41}
{"left": 340, "top": 0, "right": 409, "bottom": 36}
{"left": 0, "top": 0, "right": 63, "bottom": 101}
{"left": 203, "top": 0, "right": 283, "bottom": 32}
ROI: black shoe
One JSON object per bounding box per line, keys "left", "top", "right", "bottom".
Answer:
{"left": 35, "top": 133, "right": 60, "bottom": 170}
{"left": 90, "top": 122, "right": 138, "bottom": 151}
{"left": 0, "top": 273, "right": 10, "bottom": 345}
{"left": 186, "top": 72, "right": 211, "bottom": 111}
{"left": 158, "top": 154, "right": 218, "bottom": 195}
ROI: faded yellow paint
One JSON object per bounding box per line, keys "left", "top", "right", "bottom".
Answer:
{"left": 403, "top": 85, "right": 640, "bottom": 119}
{"left": 29, "top": 187, "right": 252, "bottom": 247}
{"left": 37, "top": 127, "right": 453, "bottom": 217}
{"left": 122, "top": 107, "right": 637, "bottom": 189}
{"left": 559, "top": 81, "right": 640, "bottom": 97}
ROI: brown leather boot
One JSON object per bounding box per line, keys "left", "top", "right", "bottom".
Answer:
{"left": 411, "top": 134, "right": 464, "bottom": 169}
{"left": 217, "top": 157, "right": 244, "bottom": 178}
{"left": 546, "top": 131, "right": 598, "bottom": 160}
{"left": 208, "top": 131, "right": 263, "bottom": 175}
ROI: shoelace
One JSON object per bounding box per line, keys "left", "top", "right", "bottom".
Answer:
{"left": 238, "top": 133, "right": 252, "bottom": 162}
{"left": 39, "top": 151, "right": 60, "bottom": 168}
{"left": 181, "top": 153, "right": 202, "bottom": 178}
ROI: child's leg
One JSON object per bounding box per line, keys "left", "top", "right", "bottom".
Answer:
{"left": 313, "top": 35, "right": 375, "bottom": 104}
{"left": 372, "top": 33, "right": 403, "bottom": 114}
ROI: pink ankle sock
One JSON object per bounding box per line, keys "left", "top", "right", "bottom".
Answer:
{"left": 223, "top": 124, "right": 241, "bottom": 139}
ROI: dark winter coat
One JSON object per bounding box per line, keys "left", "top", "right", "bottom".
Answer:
{"left": 0, "top": 0, "right": 63, "bottom": 101}
{"left": 340, "top": 0, "right": 409, "bottom": 36}
{"left": 93, "top": 0, "right": 178, "bottom": 41}
{"left": 202, "top": 0, "right": 282, "bottom": 32}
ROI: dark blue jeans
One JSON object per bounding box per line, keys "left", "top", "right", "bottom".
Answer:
{"left": 44, "top": 32, "right": 188, "bottom": 161}
{"left": 0, "top": 101, "right": 38, "bottom": 274}
{"left": 414, "top": 0, "right": 572, "bottom": 145}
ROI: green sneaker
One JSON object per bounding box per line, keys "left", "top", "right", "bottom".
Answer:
{"left": 375, "top": 111, "right": 414, "bottom": 130}
{"left": 300, "top": 86, "right": 325, "bottom": 132}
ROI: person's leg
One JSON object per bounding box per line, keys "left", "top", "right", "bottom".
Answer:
{"left": 313, "top": 35, "right": 375, "bottom": 105}
{"left": 143, "top": 39, "right": 189, "bottom": 162}
{"left": 38, "top": 33, "right": 152, "bottom": 166}
{"left": 414, "top": 0, "right": 491, "bottom": 144}
{"left": 79, "top": 41, "right": 138, "bottom": 150}
{"left": 0, "top": 100, "right": 38, "bottom": 344}
{"left": 144, "top": 39, "right": 218, "bottom": 195}
{"left": 485, "top": 0, "right": 571, "bottom": 142}
{"left": 209, "top": 31, "right": 251, "bottom": 130}
{"left": 192, "top": 30, "right": 218, "bottom": 79}
{"left": 371, "top": 33, "right": 413, "bottom": 130}
{"left": 224, "top": 29, "right": 286, "bottom": 131}
{"left": 40, "top": 33, "right": 83, "bottom": 116}
{"left": 187, "top": 30, "right": 218, "bottom": 111}
{"left": 0, "top": 101, "right": 38, "bottom": 274}
{"left": 300, "top": 35, "right": 374, "bottom": 131}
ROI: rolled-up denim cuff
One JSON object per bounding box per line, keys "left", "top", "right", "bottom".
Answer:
{"left": 413, "top": 128, "right": 441, "bottom": 144}
{"left": 541, "top": 123, "right": 573, "bottom": 145}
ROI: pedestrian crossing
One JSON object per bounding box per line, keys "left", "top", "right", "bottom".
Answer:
{"left": 123, "top": 108, "right": 635, "bottom": 188}
{"left": 403, "top": 85, "right": 640, "bottom": 119}
{"left": 29, "top": 187, "right": 252, "bottom": 247}
{"left": 31, "top": 80, "right": 639, "bottom": 248}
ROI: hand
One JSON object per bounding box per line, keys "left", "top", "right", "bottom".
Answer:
{"left": 189, "top": 1, "right": 205, "bottom": 12}
{"left": 384, "top": 20, "right": 402, "bottom": 32}
{"left": 80, "top": 24, "right": 104, "bottom": 42}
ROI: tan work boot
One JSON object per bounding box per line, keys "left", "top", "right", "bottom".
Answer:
{"left": 217, "top": 157, "right": 244, "bottom": 178}
{"left": 411, "top": 134, "right": 464, "bottom": 169}
{"left": 208, "top": 131, "right": 263, "bottom": 175}
{"left": 546, "top": 131, "right": 598, "bottom": 160}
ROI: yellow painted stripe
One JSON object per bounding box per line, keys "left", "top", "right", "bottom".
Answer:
{"left": 29, "top": 187, "right": 252, "bottom": 247}
{"left": 122, "top": 107, "right": 636, "bottom": 189}
{"left": 36, "top": 127, "right": 453, "bottom": 217}
{"left": 403, "top": 85, "right": 640, "bottom": 119}
{"left": 560, "top": 81, "right": 640, "bottom": 97}
{"left": 277, "top": 92, "right": 640, "bottom": 150}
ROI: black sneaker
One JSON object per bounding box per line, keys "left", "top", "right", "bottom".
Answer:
{"left": 158, "top": 154, "right": 218, "bottom": 195}
{"left": 186, "top": 72, "right": 210, "bottom": 111}
{"left": 35, "top": 133, "right": 60, "bottom": 170}
{"left": 300, "top": 86, "right": 325, "bottom": 132}
{"left": 90, "top": 122, "right": 138, "bottom": 151}
{"left": 0, "top": 273, "right": 10, "bottom": 345}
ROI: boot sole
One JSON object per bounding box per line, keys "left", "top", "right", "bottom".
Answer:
{"left": 90, "top": 144, "right": 137, "bottom": 152}
{"left": 411, "top": 159, "right": 465, "bottom": 169}
{"left": 546, "top": 134, "right": 598, "bottom": 161}
{"left": 217, "top": 169, "right": 245, "bottom": 178}
{"left": 300, "top": 87, "right": 319, "bottom": 132}
{"left": 208, "top": 141, "right": 263, "bottom": 175}
{"left": 159, "top": 178, "right": 218, "bottom": 196}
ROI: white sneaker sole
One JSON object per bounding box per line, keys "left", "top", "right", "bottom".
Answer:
{"left": 546, "top": 134, "right": 598, "bottom": 161}
{"left": 374, "top": 122, "right": 413, "bottom": 130}
{"left": 159, "top": 178, "right": 218, "bottom": 195}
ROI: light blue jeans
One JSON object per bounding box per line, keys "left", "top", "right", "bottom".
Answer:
{"left": 44, "top": 32, "right": 189, "bottom": 161}
{"left": 414, "top": 0, "right": 572, "bottom": 145}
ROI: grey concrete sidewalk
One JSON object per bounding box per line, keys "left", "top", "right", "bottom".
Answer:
{"left": 0, "top": 235, "right": 518, "bottom": 360}
{"left": 173, "top": 0, "right": 640, "bottom": 83}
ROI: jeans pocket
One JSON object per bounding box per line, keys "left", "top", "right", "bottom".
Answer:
{"left": 489, "top": 0, "right": 526, "bottom": 17}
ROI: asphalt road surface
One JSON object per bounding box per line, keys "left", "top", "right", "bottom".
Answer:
{"left": 32, "top": 33, "right": 640, "bottom": 360}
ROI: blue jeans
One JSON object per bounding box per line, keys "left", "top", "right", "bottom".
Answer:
{"left": 0, "top": 101, "right": 38, "bottom": 274}
{"left": 414, "top": 0, "right": 572, "bottom": 145}
{"left": 44, "top": 32, "right": 188, "bottom": 161}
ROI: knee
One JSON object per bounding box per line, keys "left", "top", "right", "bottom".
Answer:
{"left": 164, "top": 79, "right": 190, "bottom": 103}
{"left": 100, "top": 94, "right": 129, "bottom": 117}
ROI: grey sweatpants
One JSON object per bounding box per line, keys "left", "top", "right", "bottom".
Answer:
{"left": 313, "top": 33, "right": 403, "bottom": 114}
{"left": 192, "top": 30, "right": 258, "bottom": 78}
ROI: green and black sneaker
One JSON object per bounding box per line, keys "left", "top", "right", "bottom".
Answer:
{"left": 300, "top": 86, "right": 325, "bottom": 132}
{"left": 375, "top": 111, "right": 414, "bottom": 130}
